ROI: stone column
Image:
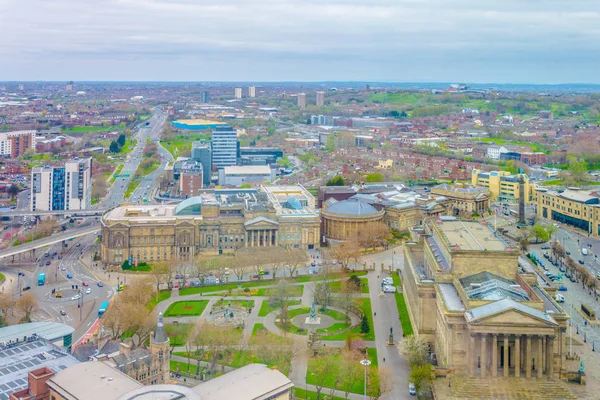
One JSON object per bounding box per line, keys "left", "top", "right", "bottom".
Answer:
{"left": 537, "top": 336, "right": 543, "bottom": 378}
{"left": 503, "top": 336, "right": 509, "bottom": 377}
{"left": 547, "top": 336, "right": 554, "bottom": 378}
{"left": 525, "top": 335, "right": 532, "bottom": 378}
{"left": 447, "top": 324, "right": 454, "bottom": 369}
{"left": 480, "top": 334, "right": 487, "bottom": 378}
{"left": 275, "top": 230, "right": 278, "bottom": 246}
{"left": 469, "top": 334, "right": 475, "bottom": 376}
{"left": 492, "top": 334, "right": 498, "bottom": 377}
{"left": 515, "top": 335, "right": 521, "bottom": 378}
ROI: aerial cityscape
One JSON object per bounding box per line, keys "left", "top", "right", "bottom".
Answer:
{"left": 2, "top": 2, "right": 600, "bottom": 400}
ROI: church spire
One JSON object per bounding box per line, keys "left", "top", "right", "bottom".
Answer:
{"left": 153, "top": 312, "right": 169, "bottom": 344}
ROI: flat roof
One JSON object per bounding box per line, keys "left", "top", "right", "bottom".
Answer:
{"left": 437, "top": 220, "right": 508, "bottom": 251}
{"left": 557, "top": 189, "right": 600, "bottom": 204}
{"left": 172, "top": 119, "right": 226, "bottom": 126}
{"left": 223, "top": 165, "right": 271, "bottom": 175}
{"left": 49, "top": 361, "right": 142, "bottom": 400}
{"left": 0, "top": 322, "right": 74, "bottom": 344}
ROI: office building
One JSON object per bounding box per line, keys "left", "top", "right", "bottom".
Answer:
{"left": 192, "top": 142, "right": 212, "bottom": 186}
{"left": 180, "top": 163, "right": 204, "bottom": 198}
{"left": 218, "top": 165, "right": 274, "bottom": 186}
{"left": 297, "top": 93, "right": 306, "bottom": 108}
{"left": 537, "top": 188, "right": 600, "bottom": 237}
{"left": 211, "top": 125, "right": 239, "bottom": 169}
{"left": 239, "top": 147, "right": 283, "bottom": 165}
{"left": 100, "top": 185, "right": 320, "bottom": 264}
{"left": 31, "top": 158, "right": 92, "bottom": 211}
{"left": 403, "top": 218, "right": 569, "bottom": 382}
{"left": 200, "top": 90, "right": 210, "bottom": 103}
{"left": 234, "top": 87, "right": 242, "bottom": 99}
{"left": 471, "top": 169, "right": 533, "bottom": 204}
{"left": 316, "top": 91, "right": 325, "bottom": 107}
{"left": 248, "top": 86, "right": 256, "bottom": 98}
{"left": 0, "top": 130, "right": 36, "bottom": 158}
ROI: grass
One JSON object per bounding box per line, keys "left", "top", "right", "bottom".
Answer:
{"left": 294, "top": 270, "right": 368, "bottom": 283}
{"left": 316, "top": 322, "right": 350, "bottom": 334}
{"left": 164, "top": 300, "right": 209, "bottom": 317}
{"left": 320, "top": 309, "right": 347, "bottom": 321}
{"left": 146, "top": 291, "right": 171, "bottom": 311}
{"left": 121, "top": 138, "right": 136, "bottom": 154}
{"left": 124, "top": 179, "right": 141, "bottom": 199}
{"left": 169, "top": 360, "right": 205, "bottom": 376}
{"left": 279, "top": 306, "right": 311, "bottom": 335}
{"left": 250, "top": 323, "right": 293, "bottom": 345}
{"left": 254, "top": 285, "right": 304, "bottom": 297}
{"left": 0, "top": 273, "right": 4, "bottom": 282}
{"left": 161, "top": 134, "right": 211, "bottom": 157}
{"left": 61, "top": 125, "right": 120, "bottom": 133}
{"left": 473, "top": 137, "right": 549, "bottom": 154}
{"left": 329, "top": 278, "right": 369, "bottom": 294}
{"left": 391, "top": 272, "right": 401, "bottom": 287}
{"left": 394, "top": 292, "right": 414, "bottom": 336}
{"left": 179, "top": 280, "right": 272, "bottom": 296}
{"left": 306, "top": 347, "right": 379, "bottom": 395}
{"left": 257, "top": 299, "right": 302, "bottom": 317}
{"left": 322, "top": 298, "right": 375, "bottom": 341}
{"left": 109, "top": 164, "right": 124, "bottom": 183}
{"left": 292, "top": 388, "right": 345, "bottom": 400}
{"left": 214, "top": 299, "right": 255, "bottom": 310}
{"left": 164, "top": 323, "right": 193, "bottom": 346}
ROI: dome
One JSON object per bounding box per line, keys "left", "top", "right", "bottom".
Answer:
{"left": 175, "top": 196, "right": 202, "bottom": 215}
{"left": 326, "top": 199, "right": 378, "bottom": 215}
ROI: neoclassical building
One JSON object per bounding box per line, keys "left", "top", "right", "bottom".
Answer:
{"left": 101, "top": 185, "right": 320, "bottom": 265}
{"left": 430, "top": 183, "right": 490, "bottom": 217}
{"left": 403, "top": 218, "right": 568, "bottom": 379}
{"left": 320, "top": 198, "right": 385, "bottom": 241}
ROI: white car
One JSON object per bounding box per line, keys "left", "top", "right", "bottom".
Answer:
{"left": 383, "top": 285, "right": 396, "bottom": 293}
{"left": 382, "top": 278, "right": 394, "bottom": 284}
{"left": 71, "top": 294, "right": 81, "bottom": 300}
{"left": 61, "top": 266, "right": 66, "bottom": 271}
{"left": 85, "top": 288, "right": 92, "bottom": 294}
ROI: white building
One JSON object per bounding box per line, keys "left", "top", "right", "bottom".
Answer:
{"left": 218, "top": 165, "right": 274, "bottom": 186}
{"left": 486, "top": 145, "right": 509, "bottom": 160}
{"left": 248, "top": 86, "right": 256, "bottom": 98}
{"left": 316, "top": 91, "right": 325, "bottom": 107}
{"left": 0, "top": 130, "right": 36, "bottom": 157}
{"left": 297, "top": 93, "right": 306, "bottom": 108}
{"left": 234, "top": 87, "right": 242, "bottom": 99}
{"left": 31, "top": 158, "right": 92, "bottom": 211}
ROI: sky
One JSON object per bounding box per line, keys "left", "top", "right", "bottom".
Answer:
{"left": 1, "top": 0, "right": 600, "bottom": 83}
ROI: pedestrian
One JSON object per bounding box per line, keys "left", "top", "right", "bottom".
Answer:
{"left": 383, "top": 357, "right": 386, "bottom": 362}
{"left": 374, "top": 312, "right": 377, "bottom": 317}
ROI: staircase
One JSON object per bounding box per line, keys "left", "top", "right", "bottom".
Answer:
{"left": 450, "top": 376, "right": 577, "bottom": 400}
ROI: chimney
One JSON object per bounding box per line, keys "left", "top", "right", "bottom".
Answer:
{"left": 97, "top": 327, "right": 111, "bottom": 352}
{"left": 119, "top": 340, "right": 132, "bottom": 358}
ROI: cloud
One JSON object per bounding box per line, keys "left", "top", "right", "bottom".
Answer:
{"left": 1, "top": 0, "right": 599, "bottom": 82}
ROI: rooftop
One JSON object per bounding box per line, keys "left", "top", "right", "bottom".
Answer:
{"left": 436, "top": 219, "right": 509, "bottom": 252}
{"left": 0, "top": 322, "right": 74, "bottom": 345}
{"left": 223, "top": 165, "right": 271, "bottom": 175}
{"left": 172, "top": 119, "right": 227, "bottom": 126}
{"left": 324, "top": 198, "right": 380, "bottom": 216}
{"left": 557, "top": 189, "right": 600, "bottom": 204}
{"left": 460, "top": 271, "right": 530, "bottom": 302}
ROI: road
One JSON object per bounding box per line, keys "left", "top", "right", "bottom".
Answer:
{"left": 102, "top": 109, "right": 168, "bottom": 207}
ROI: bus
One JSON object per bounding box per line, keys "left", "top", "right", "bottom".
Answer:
{"left": 509, "top": 209, "right": 519, "bottom": 217}
{"left": 98, "top": 301, "right": 110, "bottom": 318}
{"left": 37, "top": 273, "right": 45, "bottom": 286}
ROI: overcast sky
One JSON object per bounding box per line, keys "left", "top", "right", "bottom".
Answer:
{"left": 1, "top": 0, "right": 600, "bottom": 83}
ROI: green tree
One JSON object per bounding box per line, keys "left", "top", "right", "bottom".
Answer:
{"left": 7, "top": 184, "right": 19, "bottom": 198}
{"left": 544, "top": 223, "right": 558, "bottom": 241}
{"left": 568, "top": 156, "right": 588, "bottom": 180}
{"left": 360, "top": 314, "right": 370, "bottom": 334}
{"left": 326, "top": 175, "right": 345, "bottom": 186}
{"left": 267, "top": 126, "right": 276, "bottom": 135}
{"left": 365, "top": 172, "right": 384, "bottom": 182}
{"left": 325, "top": 134, "right": 335, "bottom": 152}
{"left": 109, "top": 141, "right": 120, "bottom": 153}
{"left": 410, "top": 364, "right": 435, "bottom": 395}
{"left": 399, "top": 334, "right": 429, "bottom": 366}
{"left": 117, "top": 134, "right": 126, "bottom": 146}
{"left": 530, "top": 223, "right": 549, "bottom": 243}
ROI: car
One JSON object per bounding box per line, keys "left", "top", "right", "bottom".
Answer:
{"left": 409, "top": 383, "right": 416, "bottom": 396}
{"left": 66, "top": 274, "right": 73, "bottom": 279}
{"left": 22, "top": 286, "right": 31, "bottom": 291}
{"left": 97, "top": 282, "right": 104, "bottom": 287}
{"left": 566, "top": 251, "right": 571, "bottom": 256}
{"left": 570, "top": 276, "right": 577, "bottom": 282}
{"left": 82, "top": 281, "right": 89, "bottom": 287}
{"left": 45, "top": 260, "right": 51, "bottom": 265}
{"left": 61, "top": 266, "right": 66, "bottom": 271}
{"left": 76, "top": 243, "right": 81, "bottom": 247}
{"left": 59, "top": 310, "right": 67, "bottom": 316}
{"left": 558, "top": 286, "right": 568, "bottom": 291}
{"left": 382, "top": 278, "right": 394, "bottom": 285}
{"left": 383, "top": 285, "right": 396, "bottom": 293}
{"left": 85, "top": 288, "right": 92, "bottom": 294}
{"left": 578, "top": 260, "right": 585, "bottom": 265}
{"left": 541, "top": 246, "right": 550, "bottom": 250}
{"left": 559, "top": 266, "right": 566, "bottom": 273}
{"left": 71, "top": 294, "right": 81, "bottom": 300}
{"left": 554, "top": 223, "right": 560, "bottom": 227}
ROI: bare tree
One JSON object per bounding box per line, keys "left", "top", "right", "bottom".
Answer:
{"left": 338, "top": 350, "right": 363, "bottom": 399}
{"left": 92, "top": 172, "right": 109, "bottom": 203}
{"left": 312, "top": 350, "right": 340, "bottom": 400}
{"left": 0, "top": 292, "right": 15, "bottom": 326}
{"left": 16, "top": 292, "right": 37, "bottom": 323}
{"left": 285, "top": 247, "right": 307, "bottom": 278}
{"left": 148, "top": 262, "right": 171, "bottom": 296}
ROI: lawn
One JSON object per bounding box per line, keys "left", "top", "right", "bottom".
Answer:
{"left": 146, "top": 291, "right": 171, "bottom": 311}
{"left": 322, "top": 298, "right": 374, "bottom": 341}
{"left": 257, "top": 299, "right": 302, "bottom": 317}
{"left": 292, "top": 388, "right": 345, "bottom": 400}
{"left": 161, "top": 134, "right": 211, "bottom": 157}
{"left": 254, "top": 285, "right": 304, "bottom": 297}
{"left": 294, "top": 270, "right": 368, "bottom": 283}
{"left": 391, "top": 271, "right": 401, "bottom": 287}
{"left": 121, "top": 138, "right": 137, "bottom": 155}
{"left": 124, "top": 179, "right": 141, "bottom": 199}
{"left": 329, "top": 278, "right": 369, "bottom": 294}
{"left": 164, "top": 300, "right": 209, "bottom": 317}
{"left": 316, "top": 322, "right": 350, "bottom": 334}
{"left": 109, "top": 164, "right": 124, "bottom": 184}
{"left": 0, "top": 273, "right": 4, "bottom": 282}
{"left": 394, "top": 293, "right": 414, "bottom": 336}
{"left": 179, "top": 280, "right": 272, "bottom": 296}
{"left": 320, "top": 309, "right": 346, "bottom": 321}
{"left": 279, "top": 306, "right": 310, "bottom": 335}
{"left": 164, "top": 323, "right": 193, "bottom": 346}
{"left": 169, "top": 360, "right": 205, "bottom": 376}
{"left": 306, "top": 347, "right": 379, "bottom": 395}
{"left": 61, "top": 125, "right": 120, "bottom": 133}
{"left": 250, "top": 323, "right": 293, "bottom": 345}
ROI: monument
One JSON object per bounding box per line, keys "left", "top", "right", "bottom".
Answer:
{"left": 305, "top": 301, "right": 321, "bottom": 325}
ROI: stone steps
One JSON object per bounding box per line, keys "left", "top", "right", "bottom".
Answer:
{"left": 451, "top": 377, "right": 577, "bottom": 400}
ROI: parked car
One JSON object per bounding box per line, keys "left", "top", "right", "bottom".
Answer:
{"left": 66, "top": 274, "right": 73, "bottom": 279}
{"left": 82, "top": 281, "right": 89, "bottom": 287}
{"left": 45, "top": 261, "right": 51, "bottom": 266}
{"left": 579, "top": 260, "right": 585, "bottom": 265}
{"left": 566, "top": 251, "right": 571, "bottom": 255}
{"left": 558, "top": 286, "right": 568, "bottom": 291}
{"left": 382, "top": 278, "right": 394, "bottom": 284}
{"left": 542, "top": 246, "right": 550, "bottom": 250}
{"left": 409, "top": 383, "right": 416, "bottom": 396}
{"left": 97, "top": 282, "right": 104, "bottom": 287}
{"left": 383, "top": 285, "right": 396, "bottom": 293}
{"left": 559, "top": 267, "right": 566, "bottom": 273}
{"left": 570, "top": 276, "right": 577, "bottom": 282}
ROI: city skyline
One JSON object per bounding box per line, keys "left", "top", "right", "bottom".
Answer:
{"left": 1, "top": 0, "right": 600, "bottom": 83}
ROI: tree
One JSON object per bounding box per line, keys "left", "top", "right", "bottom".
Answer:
{"left": 16, "top": 292, "right": 37, "bottom": 323}
{"left": 7, "top": 184, "right": 19, "bottom": 198}
{"left": 365, "top": 172, "right": 384, "bottom": 182}
{"left": 285, "top": 247, "right": 307, "bottom": 278}
{"left": 148, "top": 262, "right": 172, "bottom": 296}
{"left": 92, "top": 172, "right": 109, "bottom": 203}
{"left": 117, "top": 133, "right": 127, "bottom": 147}
{"left": 530, "top": 223, "right": 549, "bottom": 243}
{"left": 568, "top": 156, "right": 588, "bottom": 181}
{"left": 410, "top": 364, "right": 435, "bottom": 396}
{"left": 338, "top": 350, "right": 363, "bottom": 398}
{"left": 315, "top": 281, "right": 334, "bottom": 308}
{"left": 278, "top": 304, "right": 291, "bottom": 333}
{"left": 109, "top": 141, "right": 120, "bottom": 153}
{"left": 268, "top": 280, "right": 293, "bottom": 310}
{"left": 0, "top": 292, "right": 15, "bottom": 327}
{"left": 326, "top": 175, "right": 345, "bottom": 186}
{"left": 360, "top": 314, "right": 370, "bottom": 334}
{"left": 193, "top": 322, "right": 240, "bottom": 372}
{"left": 313, "top": 351, "right": 340, "bottom": 399}
{"left": 399, "top": 334, "right": 429, "bottom": 366}
{"left": 519, "top": 237, "right": 529, "bottom": 253}
{"left": 325, "top": 134, "right": 336, "bottom": 152}
{"left": 545, "top": 224, "right": 558, "bottom": 241}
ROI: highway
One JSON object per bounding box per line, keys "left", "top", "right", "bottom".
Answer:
{"left": 0, "top": 209, "right": 106, "bottom": 218}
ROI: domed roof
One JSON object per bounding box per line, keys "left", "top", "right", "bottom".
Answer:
{"left": 326, "top": 199, "right": 378, "bottom": 215}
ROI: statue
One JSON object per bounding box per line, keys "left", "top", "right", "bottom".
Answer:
{"left": 309, "top": 302, "right": 316, "bottom": 319}
{"left": 579, "top": 360, "right": 585, "bottom": 374}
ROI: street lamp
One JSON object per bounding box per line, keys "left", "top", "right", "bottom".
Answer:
{"left": 360, "top": 359, "right": 371, "bottom": 400}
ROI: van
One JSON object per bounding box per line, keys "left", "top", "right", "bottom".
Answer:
{"left": 582, "top": 248, "right": 588, "bottom": 256}
{"left": 554, "top": 294, "right": 565, "bottom": 303}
